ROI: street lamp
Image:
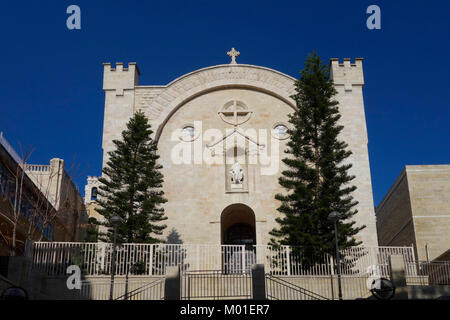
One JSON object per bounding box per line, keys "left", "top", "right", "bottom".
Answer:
{"left": 109, "top": 215, "right": 123, "bottom": 300}
{"left": 328, "top": 211, "right": 343, "bottom": 300}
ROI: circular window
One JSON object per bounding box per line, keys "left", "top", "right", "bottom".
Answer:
{"left": 179, "top": 125, "right": 198, "bottom": 142}
{"left": 272, "top": 123, "right": 289, "bottom": 140}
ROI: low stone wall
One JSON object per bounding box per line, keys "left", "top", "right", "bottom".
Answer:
{"left": 268, "top": 275, "right": 371, "bottom": 300}
{"left": 35, "top": 275, "right": 165, "bottom": 300}
{"left": 79, "top": 275, "right": 165, "bottom": 300}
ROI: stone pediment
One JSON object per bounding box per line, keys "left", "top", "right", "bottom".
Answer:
{"left": 134, "top": 64, "right": 297, "bottom": 139}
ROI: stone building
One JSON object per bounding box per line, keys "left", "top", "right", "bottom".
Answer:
{"left": 25, "top": 158, "right": 88, "bottom": 242}
{"left": 86, "top": 50, "right": 378, "bottom": 247}
{"left": 0, "top": 133, "right": 87, "bottom": 255}
{"left": 376, "top": 165, "right": 450, "bottom": 261}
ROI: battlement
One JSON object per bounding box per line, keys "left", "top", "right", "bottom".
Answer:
{"left": 103, "top": 62, "right": 140, "bottom": 74}
{"left": 103, "top": 62, "right": 140, "bottom": 95}
{"left": 329, "top": 58, "right": 364, "bottom": 89}
{"left": 86, "top": 176, "right": 99, "bottom": 185}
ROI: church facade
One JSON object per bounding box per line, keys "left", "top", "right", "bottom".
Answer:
{"left": 86, "top": 50, "right": 378, "bottom": 247}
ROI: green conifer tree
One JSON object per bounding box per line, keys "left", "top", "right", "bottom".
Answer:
{"left": 96, "top": 111, "right": 167, "bottom": 243}
{"left": 270, "top": 53, "right": 365, "bottom": 266}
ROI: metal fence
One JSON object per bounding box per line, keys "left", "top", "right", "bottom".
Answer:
{"left": 406, "top": 261, "right": 450, "bottom": 285}
{"left": 181, "top": 270, "right": 252, "bottom": 300}
{"left": 28, "top": 241, "right": 416, "bottom": 277}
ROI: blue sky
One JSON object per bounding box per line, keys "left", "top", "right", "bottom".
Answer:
{"left": 0, "top": 1, "right": 449, "bottom": 206}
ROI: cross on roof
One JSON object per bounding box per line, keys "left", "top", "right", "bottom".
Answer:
{"left": 227, "top": 48, "right": 240, "bottom": 64}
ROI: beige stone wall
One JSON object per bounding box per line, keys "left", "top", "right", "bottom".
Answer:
{"left": 376, "top": 165, "right": 450, "bottom": 261}
{"left": 407, "top": 165, "right": 450, "bottom": 260}
{"left": 157, "top": 88, "right": 291, "bottom": 245}
{"left": 376, "top": 169, "right": 415, "bottom": 247}
{"left": 99, "top": 60, "right": 378, "bottom": 247}
{"left": 271, "top": 276, "right": 371, "bottom": 300}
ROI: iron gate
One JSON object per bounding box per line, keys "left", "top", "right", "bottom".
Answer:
{"left": 181, "top": 270, "right": 252, "bottom": 300}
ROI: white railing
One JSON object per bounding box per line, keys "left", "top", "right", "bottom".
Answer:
{"left": 28, "top": 242, "right": 416, "bottom": 277}
{"left": 25, "top": 164, "right": 50, "bottom": 173}
{"left": 340, "top": 245, "right": 416, "bottom": 277}
{"left": 406, "top": 261, "right": 450, "bottom": 285}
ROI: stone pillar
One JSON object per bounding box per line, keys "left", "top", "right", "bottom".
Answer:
{"left": 389, "top": 254, "right": 408, "bottom": 299}
{"left": 164, "top": 266, "right": 180, "bottom": 300}
{"left": 251, "top": 264, "right": 266, "bottom": 300}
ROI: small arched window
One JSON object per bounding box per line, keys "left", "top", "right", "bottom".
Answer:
{"left": 91, "top": 187, "right": 98, "bottom": 201}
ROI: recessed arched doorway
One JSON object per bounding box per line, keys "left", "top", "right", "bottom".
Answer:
{"left": 221, "top": 203, "right": 256, "bottom": 245}
{"left": 220, "top": 204, "right": 256, "bottom": 273}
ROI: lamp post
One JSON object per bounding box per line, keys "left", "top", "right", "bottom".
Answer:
{"left": 328, "top": 211, "right": 343, "bottom": 300}
{"left": 109, "top": 215, "right": 123, "bottom": 300}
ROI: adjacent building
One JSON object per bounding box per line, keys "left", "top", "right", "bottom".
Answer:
{"left": 25, "top": 158, "right": 88, "bottom": 243}
{"left": 0, "top": 132, "right": 88, "bottom": 255}
{"left": 376, "top": 165, "right": 450, "bottom": 261}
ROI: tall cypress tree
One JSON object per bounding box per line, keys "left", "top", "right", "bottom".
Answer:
{"left": 96, "top": 111, "right": 167, "bottom": 243}
{"left": 270, "top": 52, "right": 364, "bottom": 264}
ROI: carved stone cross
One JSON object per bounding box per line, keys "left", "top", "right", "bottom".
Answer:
{"left": 219, "top": 100, "right": 252, "bottom": 126}
{"left": 227, "top": 48, "right": 240, "bottom": 64}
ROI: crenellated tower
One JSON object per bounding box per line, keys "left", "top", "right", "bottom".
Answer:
{"left": 101, "top": 62, "right": 140, "bottom": 168}
{"left": 330, "top": 58, "right": 378, "bottom": 247}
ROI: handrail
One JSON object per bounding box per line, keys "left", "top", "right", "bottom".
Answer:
{"left": 115, "top": 278, "right": 164, "bottom": 300}
{"left": 266, "top": 274, "right": 329, "bottom": 300}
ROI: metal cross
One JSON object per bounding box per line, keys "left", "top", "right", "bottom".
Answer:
{"left": 227, "top": 48, "right": 240, "bottom": 64}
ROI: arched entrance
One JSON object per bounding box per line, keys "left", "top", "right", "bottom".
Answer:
{"left": 221, "top": 203, "right": 256, "bottom": 245}
{"left": 220, "top": 204, "right": 256, "bottom": 273}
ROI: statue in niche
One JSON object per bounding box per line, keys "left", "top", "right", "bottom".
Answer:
{"left": 230, "top": 161, "right": 244, "bottom": 184}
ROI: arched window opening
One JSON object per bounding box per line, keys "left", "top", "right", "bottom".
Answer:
{"left": 91, "top": 187, "right": 98, "bottom": 201}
